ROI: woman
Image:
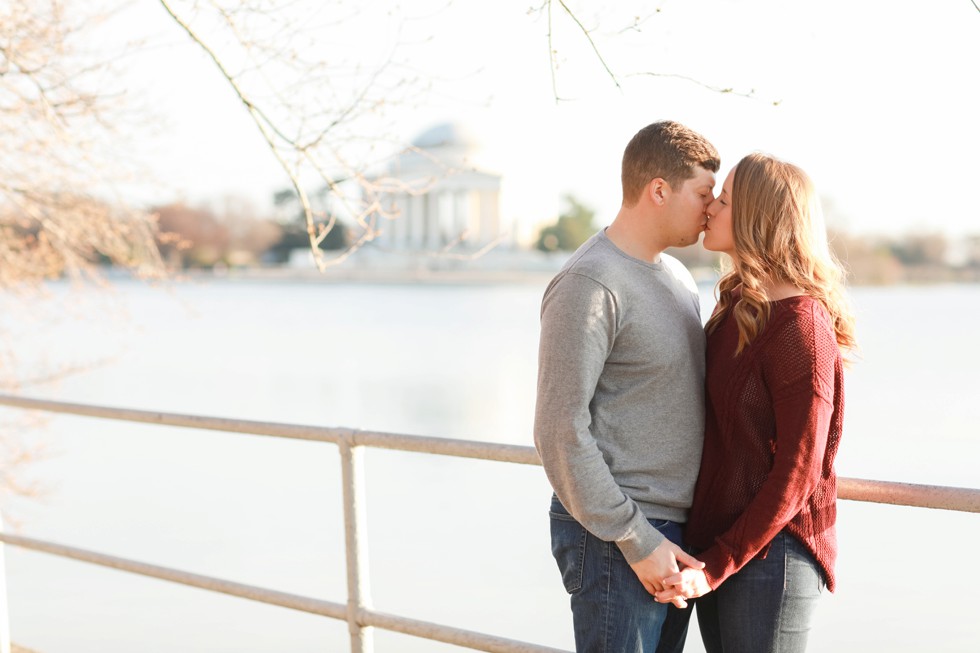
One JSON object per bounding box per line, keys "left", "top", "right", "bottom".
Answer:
{"left": 656, "top": 152, "right": 856, "bottom": 653}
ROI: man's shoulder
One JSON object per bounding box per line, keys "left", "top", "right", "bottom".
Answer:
{"left": 542, "top": 236, "right": 620, "bottom": 306}
{"left": 559, "top": 233, "right": 628, "bottom": 285}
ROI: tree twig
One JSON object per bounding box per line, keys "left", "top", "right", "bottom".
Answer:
{"left": 555, "top": 0, "right": 620, "bottom": 90}
{"left": 630, "top": 71, "right": 781, "bottom": 105}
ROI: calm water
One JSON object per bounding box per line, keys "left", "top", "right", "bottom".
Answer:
{"left": 2, "top": 278, "right": 978, "bottom": 652}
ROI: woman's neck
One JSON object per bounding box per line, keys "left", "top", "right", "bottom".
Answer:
{"left": 764, "top": 279, "right": 806, "bottom": 300}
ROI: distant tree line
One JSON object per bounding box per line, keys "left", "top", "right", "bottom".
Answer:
{"left": 45, "top": 189, "right": 977, "bottom": 284}
{"left": 152, "top": 190, "right": 351, "bottom": 270}
{"left": 823, "top": 230, "right": 980, "bottom": 285}
{"left": 533, "top": 195, "right": 980, "bottom": 286}
{"left": 535, "top": 195, "right": 598, "bottom": 253}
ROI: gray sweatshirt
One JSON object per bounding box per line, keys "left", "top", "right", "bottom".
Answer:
{"left": 534, "top": 229, "right": 706, "bottom": 564}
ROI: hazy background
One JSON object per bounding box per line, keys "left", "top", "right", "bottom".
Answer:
{"left": 94, "top": 0, "right": 979, "bottom": 241}
{"left": 2, "top": 2, "right": 978, "bottom": 652}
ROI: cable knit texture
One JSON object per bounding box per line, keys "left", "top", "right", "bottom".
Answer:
{"left": 685, "top": 293, "right": 844, "bottom": 592}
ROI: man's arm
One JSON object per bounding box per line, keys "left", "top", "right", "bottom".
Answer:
{"left": 534, "top": 273, "right": 702, "bottom": 595}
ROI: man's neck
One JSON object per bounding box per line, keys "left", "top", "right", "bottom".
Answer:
{"left": 605, "top": 209, "right": 665, "bottom": 264}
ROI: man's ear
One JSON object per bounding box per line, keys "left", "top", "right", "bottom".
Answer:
{"left": 648, "top": 178, "right": 670, "bottom": 206}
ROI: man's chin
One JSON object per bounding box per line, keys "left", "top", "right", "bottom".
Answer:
{"left": 677, "top": 232, "right": 707, "bottom": 248}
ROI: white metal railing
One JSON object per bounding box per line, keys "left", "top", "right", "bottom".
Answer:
{"left": 0, "top": 394, "right": 977, "bottom": 653}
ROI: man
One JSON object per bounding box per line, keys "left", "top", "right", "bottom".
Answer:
{"left": 534, "top": 120, "right": 719, "bottom": 652}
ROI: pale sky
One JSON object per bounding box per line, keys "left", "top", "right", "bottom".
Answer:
{"left": 100, "top": 0, "right": 979, "bottom": 244}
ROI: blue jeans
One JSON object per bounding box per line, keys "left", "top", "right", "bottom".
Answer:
{"left": 660, "top": 532, "right": 825, "bottom": 653}
{"left": 550, "top": 496, "right": 688, "bottom": 653}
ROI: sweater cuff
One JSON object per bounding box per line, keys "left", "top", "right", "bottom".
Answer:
{"left": 698, "top": 546, "right": 738, "bottom": 590}
{"left": 616, "top": 520, "right": 666, "bottom": 565}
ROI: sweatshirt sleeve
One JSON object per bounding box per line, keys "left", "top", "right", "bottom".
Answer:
{"left": 698, "top": 305, "right": 839, "bottom": 588}
{"left": 533, "top": 272, "right": 665, "bottom": 564}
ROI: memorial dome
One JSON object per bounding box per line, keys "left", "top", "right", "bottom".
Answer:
{"left": 411, "top": 122, "right": 481, "bottom": 151}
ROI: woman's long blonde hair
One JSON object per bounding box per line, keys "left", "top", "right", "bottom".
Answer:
{"left": 704, "top": 153, "right": 857, "bottom": 355}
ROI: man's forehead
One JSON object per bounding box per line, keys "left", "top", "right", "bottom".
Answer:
{"left": 689, "top": 166, "right": 716, "bottom": 188}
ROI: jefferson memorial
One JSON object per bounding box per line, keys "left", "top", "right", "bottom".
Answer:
{"left": 375, "top": 122, "right": 505, "bottom": 253}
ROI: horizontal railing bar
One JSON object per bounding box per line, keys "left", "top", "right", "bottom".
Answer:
{"left": 0, "top": 394, "right": 540, "bottom": 465}
{"left": 0, "top": 533, "right": 346, "bottom": 619}
{"left": 360, "top": 608, "right": 570, "bottom": 653}
{"left": 0, "top": 395, "right": 347, "bottom": 443}
{"left": 351, "top": 431, "right": 540, "bottom": 465}
{"left": 837, "top": 477, "right": 980, "bottom": 513}
{"left": 1, "top": 395, "right": 978, "bottom": 511}
{"left": 0, "top": 533, "right": 570, "bottom": 653}
{"left": 0, "top": 395, "right": 976, "bottom": 652}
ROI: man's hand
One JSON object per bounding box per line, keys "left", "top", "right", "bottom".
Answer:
{"left": 654, "top": 567, "right": 712, "bottom": 604}
{"left": 629, "top": 540, "right": 704, "bottom": 607}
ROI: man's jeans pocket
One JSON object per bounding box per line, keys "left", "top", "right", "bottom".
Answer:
{"left": 549, "top": 499, "right": 587, "bottom": 594}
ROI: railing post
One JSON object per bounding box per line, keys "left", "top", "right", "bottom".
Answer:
{"left": 339, "top": 435, "right": 374, "bottom": 653}
{"left": 0, "top": 512, "right": 11, "bottom": 653}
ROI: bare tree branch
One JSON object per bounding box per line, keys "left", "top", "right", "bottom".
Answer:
{"left": 630, "top": 71, "right": 781, "bottom": 105}
{"left": 0, "top": 1, "right": 166, "bottom": 286}
{"left": 532, "top": 2, "right": 777, "bottom": 104}
{"left": 555, "top": 0, "right": 621, "bottom": 90}
{"left": 155, "top": 0, "right": 500, "bottom": 269}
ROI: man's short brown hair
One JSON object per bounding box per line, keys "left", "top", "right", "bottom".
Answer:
{"left": 621, "top": 121, "right": 720, "bottom": 207}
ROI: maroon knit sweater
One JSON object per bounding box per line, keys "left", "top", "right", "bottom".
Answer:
{"left": 685, "top": 294, "right": 844, "bottom": 592}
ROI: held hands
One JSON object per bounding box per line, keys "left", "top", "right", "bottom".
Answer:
{"left": 653, "top": 567, "right": 712, "bottom": 605}
{"left": 629, "top": 540, "right": 705, "bottom": 609}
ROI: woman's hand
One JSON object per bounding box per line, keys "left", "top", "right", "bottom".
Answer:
{"left": 653, "top": 567, "right": 712, "bottom": 603}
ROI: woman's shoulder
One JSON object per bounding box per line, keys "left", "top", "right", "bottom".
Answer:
{"left": 770, "top": 294, "right": 834, "bottom": 333}
{"left": 760, "top": 302, "right": 841, "bottom": 399}
{"left": 762, "top": 296, "right": 840, "bottom": 379}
